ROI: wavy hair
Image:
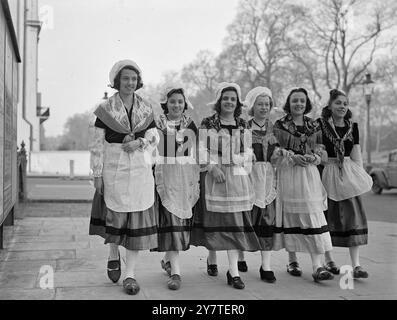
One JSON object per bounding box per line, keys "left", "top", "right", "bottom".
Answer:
{"left": 283, "top": 87, "right": 312, "bottom": 115}
{"left": 321, "top": 89, "right": 352, "bottom": 120}
{"left": 214, "top": 87, "right": 243, "bottom": 118}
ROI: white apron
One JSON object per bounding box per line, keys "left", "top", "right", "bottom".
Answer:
{"left": 103, "top": 141, "right": 155, "bottom": 212}
{"left": 155, "top": 157, "right": 200, "bottom": 219}
{"left": 322, "top": 157, "right": 372, "bottom": 201}
{"left": 250, "top": 162, "right": 277, "bottom": 208}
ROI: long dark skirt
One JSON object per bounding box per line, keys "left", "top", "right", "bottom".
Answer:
{"left": 325, "top": 196, "right": 368, "bottom": 247}
{"left": 89, "top": 190, "right": 158, "bottom": 250}
{"left": 251, "top": 202, "right": 279, "bottom": 251}
{"left": 155, "top": 195, "right": 193, "bottom": 252}
{"left": 191, "top": 172, "right": 261, "bottom": 251}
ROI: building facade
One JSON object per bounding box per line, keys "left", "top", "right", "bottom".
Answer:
{"left": 0, "top": 0, "right": 21, "bottom": 237}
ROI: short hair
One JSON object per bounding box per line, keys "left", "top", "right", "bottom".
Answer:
{"left": 283, "top": 87, "right": 312, "bottom": 115}
{"left": 321, "top": 89, "right": 352, "bottom": 120}
{"left": 160, "top": 88, "right": 188, "bottom": 114}
{"left": 248, "top": 94, "right": 274, "bottom": 117}
{"left": 111, "top": 66, "right": 143, "bottom": 91}
{"left": 214, "top": 87, "right": 243, "bottom": 118}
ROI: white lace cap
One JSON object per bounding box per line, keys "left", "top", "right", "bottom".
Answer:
{"left": 159, "top": 86, "right": 194, "bottom": 109}
{"left": 207, "top": 82, "right": 243, "bottom": 107}
{"left": 109, "top": 60, "right": 142, "bottom": 87}
{"left": 244, "top": 87, "right": 273, "bottom": 111}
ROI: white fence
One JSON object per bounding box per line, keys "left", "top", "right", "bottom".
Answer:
{"left": 29, "top": 151, "right": 90, "bottom": 176}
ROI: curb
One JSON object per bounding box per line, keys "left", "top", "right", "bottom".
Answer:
{"left": 26, "top": 199, "right": 92, "bottom": 203}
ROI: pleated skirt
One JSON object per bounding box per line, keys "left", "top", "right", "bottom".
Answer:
{"left": 325, "top": 196, "right": 368, "bottom": 247}
{"left": 89, "top": 190, "right": 158, "bottom": 250}
{"left": 191, "top": 171, "right": 261, "bottom": 251}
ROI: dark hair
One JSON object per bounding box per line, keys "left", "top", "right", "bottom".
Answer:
{"left": 321, "top": 89, "right": 352, "bottom": 120}
{"left": 214, "top": 87, "right": 243, "bottom": 118}
{"left": 248, "top": 94, "right": 274, "bottom": 117}
{"left": 160, "top": 88, "right": 188, "bottom": 114}
{"left": 283, "top": 87, "right": 312, "bottom": 115}
{"left": 111, "top": 66, "right": 143, "bottom": 91}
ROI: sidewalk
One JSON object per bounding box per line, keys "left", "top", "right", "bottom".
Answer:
{"left": 0, "top": 202, "right": 396, "bottom": 300}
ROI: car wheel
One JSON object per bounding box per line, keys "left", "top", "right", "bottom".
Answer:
{"left": 371, "top": 175, "right": 383, "bottom": 194}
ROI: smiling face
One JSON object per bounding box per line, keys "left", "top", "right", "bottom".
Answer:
{"left": 220, "top": 90, "right": 238, "bottom": 117}
{"left": 329, "top": 94, "right": 348, "bottom": 120}
{"left": 167, "top": 93, "right": 185, "bottom": 120}
{"left": 253, "top": 95, "right": 272, "bottom": 120}
{"left": 289, "top": 92, "right": 307, "bottom": 117}
{"left": 119, "top": 68, "right": 138, "bottom": 96}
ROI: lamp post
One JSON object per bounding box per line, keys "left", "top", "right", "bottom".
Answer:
{"left": 362, "top": 72, "right": 375, "bottom": 164}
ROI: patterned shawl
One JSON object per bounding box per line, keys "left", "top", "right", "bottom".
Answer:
{"left": 275, "top": 114, "right": 321, "bottom": 155}
{"left": 200, "top": 113, "right": 247, "bottom": 132}
{"left": 319, "top": 117, "right": 353, "bottom": 172}
{"left": 94, "top": 92, "right": 154, "bottom": 140}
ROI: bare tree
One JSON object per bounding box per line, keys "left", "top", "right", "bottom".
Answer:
{"left": 289, "top": 0, "right": 397, "bottom": 95}
{"left": 219, "top": 0, "right": 306, "bottom": 97}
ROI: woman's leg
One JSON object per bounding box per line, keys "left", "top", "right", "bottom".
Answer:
{"left": 309, "top": 253, "right": 322, "bottom": 273}
{"left": 167, "top": 251, "right": 182, "bottom": 290}
{"left": 108, "top": 243, "right": 119, "bottom": 260}
{"left": 163, "top": 251, "right": 171, "bottom": 263}
{"left": 125, "top": 249, "right": 139, "bottom": 279}
{"left": 123, "top": 249, "right": 140, "bottom": 295}
{"left": 324, "top": 250, "right": 334, "bottom": 264}
{"left": 208, "top": 250, "right": 217, "bottom": 265}
{"left": 261, "top": 251, "right": 272, "bottom": 271}
{"left": 288, "top": 251, "right": 298, "bottom": 263}
{"left": 349, "top": 246, "right": 360, "bottom": 268}
{"left": 227, "top": 250, "right": 239, "bottom": 277}
{"left": 168, "top": 251, "right": 180, "bottom": 275}
{"left": 238, "top": 250, "right": 245, "bottom": 262}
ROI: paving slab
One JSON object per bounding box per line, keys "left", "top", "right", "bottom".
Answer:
{"left": 1, "top": 202, "right": 396, "bottom": 300}
{"left": 0, "top": 288, "right": 56, "bottom": 300}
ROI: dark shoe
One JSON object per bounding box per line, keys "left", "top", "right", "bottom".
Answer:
{"left": 167, "top": 274, "right": 182, "bottom": 290}
{"left": 226, "top": 271, "right": 245, "bottom": 289}
{"left": 123, "top": 278, "right": 140, "bottom": 295}
{"left": 324, "top": 261, "right": 340, "bottom": 275}
{"left": 312, "top": 267, "right": 334, "bottom": 282}
{"left": 238, "top": 261, "right": 248, "bottom": 272}
{"left": 259, "top": 267, "right": 276, "bottom": 283}
{"left": 107, "top": 253, "right": 121, "bottom": 283}
{"left": 207, "top": 259, "right": 218, "bottom": 277}
{"left": 287, "top": 261, "right": 302, "bottom": 277}
{"left": 353, "top": 266, "right": 368, "bottom": 279}
{"left": 161, "top": 260, "right": 171, "bottom": 276}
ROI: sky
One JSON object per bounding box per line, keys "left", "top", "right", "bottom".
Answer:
{"left": 37, "top": 0, "right": 240, "bottom": 137}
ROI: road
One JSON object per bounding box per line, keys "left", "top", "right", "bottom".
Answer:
{"left": 27, "top": 177, "right": 397, "bottom": 223}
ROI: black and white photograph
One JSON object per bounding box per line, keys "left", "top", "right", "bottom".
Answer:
{"left": 0, "top": 0, "right": 397, "bottom": 307}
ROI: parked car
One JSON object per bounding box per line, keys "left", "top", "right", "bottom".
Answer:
{"left": 369, "top": 149, "right": 397, "bottom": 194}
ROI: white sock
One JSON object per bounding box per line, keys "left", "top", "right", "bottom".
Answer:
{"left": 108, "top": 243, "right": 119, "bottom": 261}
{"left": 125, "top": 250, "right": 139, "bottom": 279}
{"left": 227, "top": 250, "right": 239, "bottom": 277}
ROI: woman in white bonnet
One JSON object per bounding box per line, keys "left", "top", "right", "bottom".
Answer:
{"left": 243, "top": 86, "right": 285, "bottom": 282}
{"left": 191, "top": 82, "right": 260, "bottom": 290}
{"left": 154, "top": 86, "right": 200, "bottom": 290}
{"left": 89, "top": 60, "right": 159, "bottom": 295}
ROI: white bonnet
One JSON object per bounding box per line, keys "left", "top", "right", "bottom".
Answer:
{"left": 244, "top": 87, "right": 273, "bottom": 111}
{"left": 207, "top": 82, "right": 243, "bottom": 106}
{"left": 109, "top": 60, "right": 142, "bottom": 87}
